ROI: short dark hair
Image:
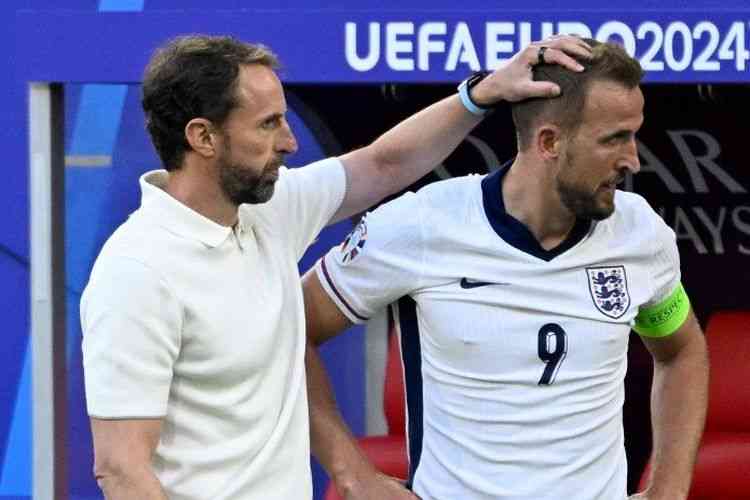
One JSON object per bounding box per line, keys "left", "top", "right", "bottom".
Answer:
{"left": 511, "top": 39, "right": 644, "bottom": 151}
{"left": 142, "top": 35, "right": 279, "bottom": 171}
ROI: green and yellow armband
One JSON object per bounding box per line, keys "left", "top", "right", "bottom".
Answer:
{"left": 633, "top": 282, "right": 691, "bottom": 338}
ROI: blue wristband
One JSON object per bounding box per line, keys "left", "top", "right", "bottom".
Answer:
{"left": 457, "top": 79, "right": 488, "bottom": 116}
{"left": 457, "top": 72, "right": 492, "bottom": 116}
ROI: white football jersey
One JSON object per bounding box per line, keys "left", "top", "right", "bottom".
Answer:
{"left": 316, "top": 167, "right": 681, "bottom": 500}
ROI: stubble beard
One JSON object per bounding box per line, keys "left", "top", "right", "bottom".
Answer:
{"left": 218, "top": 147, "right": 283, "bottom": 206}
{"left": 556, "top": 151, "right": 615, "bottom": 221}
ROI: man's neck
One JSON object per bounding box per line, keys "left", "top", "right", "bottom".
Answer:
{"left": 502, "top": 156, "right": 578, "bottom": 251}
{"left": 164, "top": 162, "right": 238, "bottom": 227}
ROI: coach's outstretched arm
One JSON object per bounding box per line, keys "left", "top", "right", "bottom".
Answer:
{"left": 630, "top": 310, "right": 709, "bottom": 500}
{"left": 329, "top": 35, "right": 591, "bottom": 223}
{"left": 303, "top": 270, "right": 416, "bottom": 499}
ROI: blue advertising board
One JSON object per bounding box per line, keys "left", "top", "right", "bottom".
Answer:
{"left": 16, "top": 5, "right": 750, "bottom": 84}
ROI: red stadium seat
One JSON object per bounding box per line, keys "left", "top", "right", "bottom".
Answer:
{"left": 323, "top": 326, "right": 409, "bottom": 500}
{"left": 638, "top": 311, "right": 750, "bottom": 499}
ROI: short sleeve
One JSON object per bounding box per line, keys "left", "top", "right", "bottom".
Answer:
{"left": 632, "top": 214, "right": 690, "bottom": 337}
{"left": 270, "top": 158, "right": 346, "bottom": 260}
{"left": 644, "top": 215, "right": 682, "bottom": 308}
{"left": 315, "top": 191, "right": 425, "bottom": 324}
{"left": 81, "top": 256, "right": 182, "bottom": 418}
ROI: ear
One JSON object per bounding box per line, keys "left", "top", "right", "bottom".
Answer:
{"left": 536, "top": 125, "right": 562, "bottom": 160}
{"left": 184, "top": 118, "right": 218, "bottom": 159}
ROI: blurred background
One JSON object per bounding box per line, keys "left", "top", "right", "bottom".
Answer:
{"left": 3, "top": 1, "right": 749, "bottom": 499}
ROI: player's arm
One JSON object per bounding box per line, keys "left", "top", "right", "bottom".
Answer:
{"left": 303, "top": 270, "right": 417, "bottom": 500}
{"left": 632, "top": 289, "right": 709, "bottom": 500}
{"left": 330, "top": 35, "right": 591, "bottom": 223}
{"left": 90, "top": 418, "right": 168, "bottom": 500}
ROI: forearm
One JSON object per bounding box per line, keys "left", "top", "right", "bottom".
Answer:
{"left": 335, "top": 95, "right": 481, "bottom": 219}
{"left": 646, "top": 337, "right": 708, "bottom": 498}
{"left": 306, "top": 339, "right": 375, "bottom": 489}
{"left": 97, "top": 465, "right": 168, "bottom": 500}
{"left": 367, "top": 94, "right": 482, "bottom": 191}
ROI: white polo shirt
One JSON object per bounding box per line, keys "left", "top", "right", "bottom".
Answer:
{"left": 81, "top": 158, "right": 345, "bottom": 500}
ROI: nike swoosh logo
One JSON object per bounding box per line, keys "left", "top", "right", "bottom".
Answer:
{"left": 459, "top": 278, "right": 510, "bottom": 289}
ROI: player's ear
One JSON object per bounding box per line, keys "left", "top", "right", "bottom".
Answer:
{"left": 536, "top": 125, "right": 562, "bottom": 160}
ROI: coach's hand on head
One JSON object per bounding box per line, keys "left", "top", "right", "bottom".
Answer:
{"left": 470, "top": 34, "right": 592, "bottom": 106}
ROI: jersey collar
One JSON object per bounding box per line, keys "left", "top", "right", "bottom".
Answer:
{"left": 138, "top": 170, "right": 234, "bottom": 248}
{"left": 481, "top": 163, "right": 592, "bottom": 262}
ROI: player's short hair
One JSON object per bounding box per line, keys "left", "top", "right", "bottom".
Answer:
{"left": 511, "top": 39, "right": 644, "bottom": 151}
{"left": 142, "top": 35, "right": 279, "bottom": 171}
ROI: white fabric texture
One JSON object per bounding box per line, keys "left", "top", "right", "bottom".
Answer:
{"left": 82, "top": 158, "right": 345, "bottom": 500}
{"left": 317, "top": 170, "right": 681, "bottom": 500}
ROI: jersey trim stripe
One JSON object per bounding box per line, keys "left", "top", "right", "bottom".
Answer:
{"left": 395, "top": 296, "right": 425, "bottom": 488}
{"left": 320, "top": 256, "right": 369, "bottom": 321}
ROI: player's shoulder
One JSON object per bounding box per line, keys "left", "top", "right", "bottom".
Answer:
{"left": 372, "top": 173, "right": 483, "bottom": 227}
{"left": 612, "top": 190, "right": 663, "bottom": 231}
{"left": 361, "top": 174, "right": 482, "bottom": 245}
{"left": 412, "top": 173, "right": 484, "bottom": 220}
{"left": 417, "top": 173, "right": 483, "bottom": 200}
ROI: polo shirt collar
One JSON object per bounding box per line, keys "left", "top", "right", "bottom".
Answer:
{"left": 138, "top": 170, "right": 235, "bottom": 248}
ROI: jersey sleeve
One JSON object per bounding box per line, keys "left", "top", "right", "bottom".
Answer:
{"left": 315, "top": 191, "right": 425, "bottom": 324}
{"left": 271, "top": 158, "right": 346, "bottom": 260}
{"left": 633, "top": 214, "right": 690, "bottom": 337}
{"left": 81, "top": 256, "right": 182, "bottom": 418}
{"left": 645, "top": 215, "right": 682, "bottom": 307}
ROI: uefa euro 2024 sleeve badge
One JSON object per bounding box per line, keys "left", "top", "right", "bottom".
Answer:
{"left": 339, "top": 216, "right": 368, "bottom": 265}
{"left": 586, "top": 266, "right": 631, "bottom": 319}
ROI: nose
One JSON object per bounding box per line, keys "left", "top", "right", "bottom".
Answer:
{"left": 277, "top": 119, "right": 298, "bottom": 155}
{"left": 621, "top": 137, "right": 640, "bottom": 174}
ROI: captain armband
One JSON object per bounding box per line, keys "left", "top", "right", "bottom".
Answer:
{"left": 633, "top": 282, "right": 691, "bottom": 338}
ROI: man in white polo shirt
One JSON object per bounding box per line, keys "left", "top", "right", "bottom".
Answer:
{"left": 81, "top": 34, "right": 590, "bottom": 499}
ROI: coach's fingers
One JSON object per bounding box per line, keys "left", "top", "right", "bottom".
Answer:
{"left": 526, "top": 36, "right": 592, "bottom": 72}
{"left": 539, "top": 35, "right": 592, "bottom": 60}
{"left": 534, "top": 45, "right": 586, "bottom": 72}
{"left": 522, "top": 80, "right": 563, "bottom": 98}
{"left": 548, "top": 35, "right": 592, "bottom": 58}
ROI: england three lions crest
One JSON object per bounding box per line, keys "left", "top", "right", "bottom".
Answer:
{"left": 586, "top": 266, "right": 630, "bottom": 319}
